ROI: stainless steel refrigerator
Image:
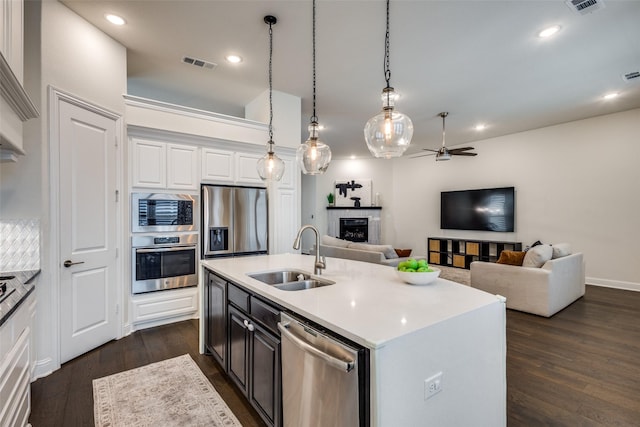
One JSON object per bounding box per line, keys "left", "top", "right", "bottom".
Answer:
{"left": 201, "top": 185, "right": 268, "bottom": 258}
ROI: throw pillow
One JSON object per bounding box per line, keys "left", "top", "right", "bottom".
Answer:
{"left": 321, "top": 235, "right": 350, "bottom": 248}
{"left": 348, "top": 242, "right": 398, "bottom": 259}
{"left": 551, "top": 243, "right": 572, "bottom": 259}
{"left": 522, "top": 244, "right": 553, "bottom": 268}
{"left": 496, "top": 250, "right": 526, "bottom": 266}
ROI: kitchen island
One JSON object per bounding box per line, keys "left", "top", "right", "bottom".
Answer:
{"left": 200, "top": 254, "right": 505, "bottom": 426}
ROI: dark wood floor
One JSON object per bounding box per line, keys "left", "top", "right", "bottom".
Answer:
{"left": 29, "top": 285, "right": 640, "bottom": 426}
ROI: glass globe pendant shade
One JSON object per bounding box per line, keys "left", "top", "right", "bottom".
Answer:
{"left": 364, "top": 87, "right": 413, "bottom": 159}
{"left": 257, "top": 142, "right": 285, "bottom": 181}
{"left": 296, "top": 122, "right": 332, "bottom": 175}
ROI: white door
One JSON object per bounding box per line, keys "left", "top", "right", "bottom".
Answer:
{"left": 57, "top": 97, "right": 119, "bottom": 363}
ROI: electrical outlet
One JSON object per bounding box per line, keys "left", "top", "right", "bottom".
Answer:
{"left": 424, "top": 372, "right": 443, "bottom": 400}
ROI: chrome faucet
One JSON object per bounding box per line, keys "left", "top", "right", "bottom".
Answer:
{"left": 293, "top": 224, "right": 326, "bottom": 275}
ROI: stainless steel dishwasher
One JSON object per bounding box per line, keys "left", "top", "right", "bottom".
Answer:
{"left": 278, "top": 312, "right": 364, "bottom": 427}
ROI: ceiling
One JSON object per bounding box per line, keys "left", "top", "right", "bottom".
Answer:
{"left": 61, "top": 0, "right": 640, "bottom": 159}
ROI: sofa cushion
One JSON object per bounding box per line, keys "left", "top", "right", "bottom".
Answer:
{"left": 496, "top": 250, "right": 526, "bottom": 266}
{"left": 522, "top": 244, "right": 553, "bottom": 268}
{"left": 551, "top": 243, "right": 572, "bottom": 259}
{"left": 347, "top": 242, "right": 398, "bottom": 259}
{"left": 321, "top": 235, "right": 350, "bottom": 248}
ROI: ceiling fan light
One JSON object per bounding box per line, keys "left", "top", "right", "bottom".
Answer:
{"left": 436, "top": 147, "right": 451, "bottom": 161}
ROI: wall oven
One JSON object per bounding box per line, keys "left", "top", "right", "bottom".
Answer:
{"left": 132, "top": 193, "right": 197, "bottom": 233}
{"left": 131, "top": 234, "right": 198, "bottom": 294}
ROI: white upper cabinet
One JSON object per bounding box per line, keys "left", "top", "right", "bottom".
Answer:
{"left": 167, "top": 143, "right": 198, "bottom": 190}
{"left": 131, "top": 138, "right": 198, "bottom": 190}
{"left": 201, "top": 147, "right": 234, "bottom": 183}
{"left": 235, "top": 152, "right": 264, "bottom": 185}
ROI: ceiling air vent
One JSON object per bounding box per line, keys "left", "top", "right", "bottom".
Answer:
{"left": 622, "top": 71, "right": 640, "bottom": 83}
{"left": 182, "top": 56, "right": 217, "bottom": 70}
{"left": 565, "top": 0, "right": 605, "bottom": 15}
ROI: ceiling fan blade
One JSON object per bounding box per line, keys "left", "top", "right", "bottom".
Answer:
{"left": 448, "top": 147, "right": 475, "bottom": 153}
{"left": 451, "top": 152, "right": 478, "bottom": 156}
{"left": 421, "top": 148, "right": 439, "bottom": 153}
{"left": 409, "top": 152, "right": 436, "bottom": 158}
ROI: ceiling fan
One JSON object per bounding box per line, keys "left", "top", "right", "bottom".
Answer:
{"left": 417, "top": 112, "right": 477, "bottom": 160}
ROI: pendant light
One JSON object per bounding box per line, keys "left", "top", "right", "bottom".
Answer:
{"left": 296, "top": 0, "right": 331, "bottom": 175}
{"left": 436, "top": 112, "right": 451, "bottom": 161}
{"left": 257, "top": 15, "right": 285, "bottom": 182}
{"left": 364, "top": 0, "right": 413, "bottom": 159}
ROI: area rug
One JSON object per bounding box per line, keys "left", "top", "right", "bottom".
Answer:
{"left": 93, "top": 354, "right": 242, "bottom": 427}
{"left": 437, "top": 265, "right": 471, "bottom": 286}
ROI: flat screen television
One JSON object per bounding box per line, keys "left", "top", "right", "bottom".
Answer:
{"left": 441, "top": 187, "right": 515, "bottom": 232}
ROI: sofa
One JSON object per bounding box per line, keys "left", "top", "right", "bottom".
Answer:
{"left": 310, "top": 235, "right": 422, "bottom": 267}
{"left": 470, "top": 244, "right": 585, "bottom": 317}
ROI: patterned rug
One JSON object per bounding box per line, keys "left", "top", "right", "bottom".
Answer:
{"left": 93, "top": 354, "right": 242, "bottom": 427}
{"left": 437, "top": 265, "right": 471, "bottom": 286}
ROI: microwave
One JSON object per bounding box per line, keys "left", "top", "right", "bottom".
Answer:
{"left": 131, "top": 193, "right": 198, "bottom": 233}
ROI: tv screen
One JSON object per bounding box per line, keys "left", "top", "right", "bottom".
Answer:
{"left": 441, "top": 187, "right": 515, "bottom": 232}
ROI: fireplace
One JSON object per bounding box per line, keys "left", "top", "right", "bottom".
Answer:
{"left": 340, "top": 218, "right": 368, "bottom": 242}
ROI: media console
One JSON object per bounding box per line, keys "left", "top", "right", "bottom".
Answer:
{"left": 428, "top": 237, "right": 522, "bottom": 269}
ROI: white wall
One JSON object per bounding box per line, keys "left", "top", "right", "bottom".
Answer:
{"left": 306, "top": 157, "right": 395, "bottom": 251}
{"left": 18, "top": 0, "right": 127, "bottom": 378}
{"left": 304, "top": 109, "right": 640, "bottom": 289}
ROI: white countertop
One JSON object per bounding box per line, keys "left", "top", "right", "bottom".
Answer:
{"left": 201, "top": 254, "right": 501, "bottom": 350}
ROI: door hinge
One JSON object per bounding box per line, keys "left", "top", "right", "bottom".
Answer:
{"left": 115, "top": 304, "right": 119, "bottom": 315}
{"left": 115, "top": 189, "right": 119, "bottom": 202}
{"left": 115, "top": 248, "right": 119, "bottom": 258}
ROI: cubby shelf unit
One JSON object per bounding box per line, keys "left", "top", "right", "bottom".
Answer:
{"left": 428, "top": 237, "right": 522, "bottom": 269}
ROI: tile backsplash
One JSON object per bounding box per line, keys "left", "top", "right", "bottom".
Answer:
{"left": 0, "top": 219, "right": 40, "bottom": 271}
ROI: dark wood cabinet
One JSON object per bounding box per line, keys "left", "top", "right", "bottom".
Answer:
{"left": 204, "top": 269, "right": 282, "bottom": 427}
{"left": 227, "top": 301, "right": 281, "bottom": 427}
{"left": 428, "top": 237, "right": 522, "bottom": 269}
{"left": 228, "top": 306, "right": 250, "bottom": 394}
{"left": 204, "top": 270, "right": 227, "bottom": 369}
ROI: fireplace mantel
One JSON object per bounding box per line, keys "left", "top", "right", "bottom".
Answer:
{"left": 326, "top": 206, "right": 382, "bottom": 210}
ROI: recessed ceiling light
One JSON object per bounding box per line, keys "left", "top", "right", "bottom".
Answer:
{"left": 350, "top": 155, "right": 356, "bottom": 160}
{"left": 105, "top": 14, "right": 126, "bottom": 26}
{"left": 474, "top": 124, "right": 486, "bottom": 131}
{"left": 603, "top": 92, "right": 619, "bottom": 100}
{"left": 538, "top": 25, "right": 561, "bottom": 38}
{"left": 225, "top": 55, "right": 242, "bottom": 64}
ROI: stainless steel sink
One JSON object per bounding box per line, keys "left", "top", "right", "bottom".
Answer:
{"left": 274, "top": 279, "right": 335, "bottom": 291}
{"left": 248, "top": 270, "right": 311, "bottom": 285}
{"left": 247, "top": 270, "right": 334, "bottom": 291}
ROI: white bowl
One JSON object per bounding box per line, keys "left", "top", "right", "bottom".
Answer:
{"left": 396, "top": 267, "right": 441, "bottom": 285}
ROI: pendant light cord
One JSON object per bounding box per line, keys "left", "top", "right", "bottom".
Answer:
{"left": 384, "top": 0, "right": 391, "bottom": 88}
{"left": 311, "top": 0, "right": 318, "bottom": 123}
{"left": 268, "top": 19, "right": 274, "bottom": 146}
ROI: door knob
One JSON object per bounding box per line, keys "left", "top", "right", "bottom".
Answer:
{"left": 64, "top": 260, "right": 85, "bottom": 268}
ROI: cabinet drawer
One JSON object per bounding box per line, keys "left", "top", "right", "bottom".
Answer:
{"left": 429, "top": 252, "right": 441, "bottom": 264}
{"left": 453, "top": 254, "right": 466, "bottom": 268}
{"left": 228, "top": 283, "right": 250, "bottom": 312}
{"left": 466, "top": 242, "right": 480, "bottom": 256}
{"left": 250, "top": 297, "right": 280, "bottom": 334}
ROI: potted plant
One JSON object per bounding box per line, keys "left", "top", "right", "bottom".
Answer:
{"left": 327, "top": 193, "right": 334, "bottom": 206}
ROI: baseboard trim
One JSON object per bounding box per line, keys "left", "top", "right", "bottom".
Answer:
{"left": 586, "top": 277, "right": 640, "bottom": 292}
{"left": 32, "top": 357, "right": 55, "bottom": 382}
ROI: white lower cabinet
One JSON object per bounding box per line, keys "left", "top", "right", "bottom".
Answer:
{"left": 0, "top": 293, "right": 35, "bottom": 427}
{"left": 131, "top": 287, "right": 199, "bottom": 330}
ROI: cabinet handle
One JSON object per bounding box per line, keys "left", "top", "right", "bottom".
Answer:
{"left": 243, "top": 319, "right": 255, "bottom": 331}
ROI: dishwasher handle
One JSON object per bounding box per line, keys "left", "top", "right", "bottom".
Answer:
{"left": 278, "top": 321, "right": 355, "bottom": 372}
